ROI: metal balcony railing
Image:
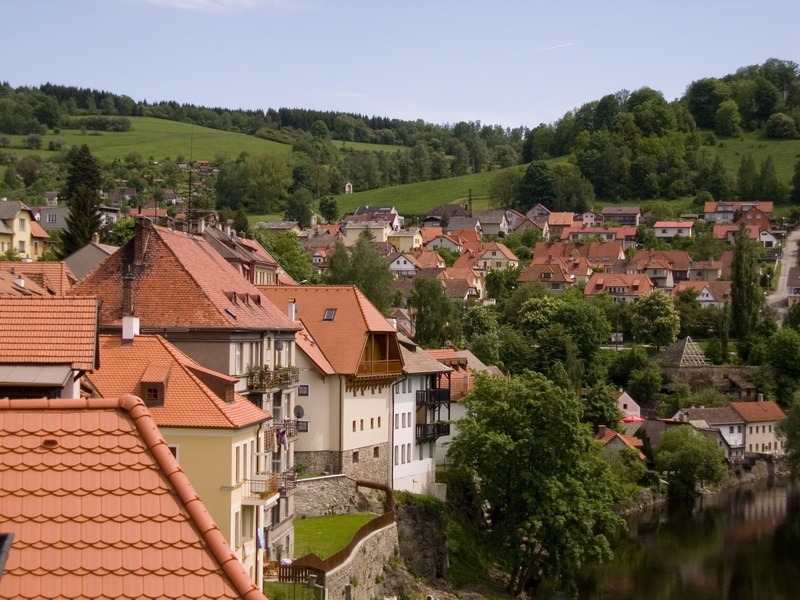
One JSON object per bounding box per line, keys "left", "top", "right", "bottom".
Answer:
{"left": 241, "top": 469, "right": 298, "bottom": 501}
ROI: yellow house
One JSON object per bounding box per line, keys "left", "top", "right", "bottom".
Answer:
{"left": 85, "top": 331, "right": 289, "bottom": 588}
{"left": 0, "top": 200, "right": 37, "bottom": 259}
{"left": 387, "top": 228, "right": 423, "bottom": 252}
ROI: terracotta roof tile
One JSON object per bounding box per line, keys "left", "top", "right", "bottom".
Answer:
{"left": 68, "top": 219, "right": 298, "bottom": 331}
{"left": 0, "top": 262, "right": 77, "bottom": 295}
{"left": 0, "top": 395, "right": 265, "bottom": 600}
{"left": 731, "top": 401, "right": 786, "bottom": 423}
{"left": 0, "top": 297, "right": 99, "bottom": 370}
{"left": 85, "top": 335, "right": 271, "bottom": 429}
{"left": 260, "top": 285, "right": 397, "bottom": 374}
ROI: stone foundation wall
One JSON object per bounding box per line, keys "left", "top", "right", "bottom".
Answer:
{"left": 297, "top": 443, "right": 389, "bottom": 484}
{"left": 341, "top": 442, "right": 389, "bottom": 483}
{"left": 295, "top": 475, "right": 360, "bottom": 518}
{"left": 324, "top": 523, "right": 399, "bottom": 600}
{"left": 296, "top": 450, "right": 342, "bottom": 477}
{"left": 659, "top": 365, "right": 759, "bottom": 392}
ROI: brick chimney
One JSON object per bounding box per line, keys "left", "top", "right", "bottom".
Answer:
{"left": 133, "top": 218, "right": 149, "bottom": 265}
{"left": 597, "top": 425, "right": 606, "bottom": 438}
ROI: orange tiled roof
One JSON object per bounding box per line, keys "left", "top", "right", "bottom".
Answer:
{"left": 0, "top": 297, "right": 98, "bottom": 370}
{"left": 731, "top": 401, "right": 786, "bottom": 423}
{"left": 672, "top": 280, "right": 732, "bottom": 302}
{"left": 0, "top": 395, "right": 266, "bottom": 600}
{"left": 547, "top": 212, "right": 575, "bottom": 227}
{"left": 29, "top": 219, "right": 51, "bottom": 239}
{"left": 584, "top": 272, "right": 654, "bottom": 297}
{"left": 68, "top": 220, "right": 298, "bottom": 331}
{"left": 259, "top": 285, "right": 395, "bottom": 375}
{"left": 86, "top": 335, "right": 271, "bottom": 429}
{"left": 419, "top": 227, "right": 443, "bottom": 245}
{"left": 0, "top": 261, "right": 77, "bottom": 295}
{"left": 0, "top": 270, "right": 50, "bottom": 297}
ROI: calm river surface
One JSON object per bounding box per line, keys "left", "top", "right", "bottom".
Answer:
{"left": 577, "top": 478, "right": 800, "bottom": 600}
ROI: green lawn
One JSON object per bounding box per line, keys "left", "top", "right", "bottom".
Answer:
{"left": 263, "top": 581, "right": 321, "bottom": 600}
{"left": 712, "top": 131, "right": 800, "bottom": 184}
{"left": 293, "top": 513, "right": 376, "bottom": 559}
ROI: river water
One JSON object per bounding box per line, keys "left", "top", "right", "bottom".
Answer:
{"left": 577, "top": 478, "right": 800, "bottom": 600}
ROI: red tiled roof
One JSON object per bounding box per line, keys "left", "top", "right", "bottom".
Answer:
{"left": 0, "top": 270, "right": 50, "bottom": 297}
{"left": 731, "top": 401, "right": 786, "bottom": 423}
{"left": 0, "top": 395, "right": 266, "bottom": 600}
{"left": 584, "top": 273, "right": 654, "bottom": 297}
{"left": 630, "top": 250, "right": 692, "bottom": 272}
{"left": 547, "top": 212, "right": 575, "bottom": 227}
{"left": 517, "top": 262, "right": 573, "bottom": 284}
{"left": 68, "top": 220, "right": 298, "bottom": 331}
{"left": 0, "top": 262, "right": 77, "bottom": 295}
{"left": 654, "top": 221, "right": 694, "bottom": 229}
{"left": 672, "top": 280, "right": 732, "bottom": 302}
{"left": 260, "top": 286, "right": 396, "bottom": 375}
{"left": 86, "top": 335, "right": 271, "bottom": 429}
{"left": 419, "top": 227, "right": 443, "bottom": 244}
{"left": 0, "top": 297, "right": 98, "bottom": 370}
{"left": 29, "top": 220, "right": 51, "bottom": 239}
{"left": 713, "top": 224, "right": 759, "bottom": 240}
{"left": 704, "top": 201, "right": 774, "bottom": 215}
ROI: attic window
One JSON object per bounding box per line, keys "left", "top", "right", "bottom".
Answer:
{"left": 323, "top": 308, "right": 337, "bottom": 321}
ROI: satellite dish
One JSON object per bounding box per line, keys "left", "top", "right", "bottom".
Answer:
{"left": 275, "top": 340, "right": 284, "bottom": 351}
{"left": 294, "top": 405, "right": 305, "bottom": 419}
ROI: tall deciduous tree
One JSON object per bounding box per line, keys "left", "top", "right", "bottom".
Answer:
{"left": 252, "top": 230, "right": 315, "bottom": 284}
{"left": 631, "top": 290, "right": 680, "bottom": 349}
{"left": 656, "top": 425, "right": 727, "bottom": 497}
{"left": 448, "top": 372, "right": 623, "bottom": 595}
{"left": 730, "top": 222, "right": 762, "bottom": 339}
{"left": 516, "top": 161, "right": 555, "bottom": 212}
{"left": 241, "top": 152, "right": 293, "bottom": 214}
{"left": 488, "top": 169, "right": 523, "bottom": 209}
{"left": 408, "top": 276, "right": 461, "bottom": 348}
{"left": 326, "top": 231, "right": 393, "bottom": 314}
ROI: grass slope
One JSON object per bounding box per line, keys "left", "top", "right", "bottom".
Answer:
{"left": 293, "top": 513, "right": 376, "bottom": 559}
{"left": 712, "top": 131, "right": 800, "bottom": 182}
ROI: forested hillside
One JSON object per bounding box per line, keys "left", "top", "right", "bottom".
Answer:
{"left": 1, "top": 57, "right": 799, "bottom": 216}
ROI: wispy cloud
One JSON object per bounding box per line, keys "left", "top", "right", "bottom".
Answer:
{"left": 525, "top": 42, "right": 574, "bottom": 54}
{"left": 139, "top": 0, "right": 283, "bottom": 13}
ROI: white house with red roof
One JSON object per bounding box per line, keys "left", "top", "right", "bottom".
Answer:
{"left": 584, "top": 272, "right": 655, "bottom": 303}
{"left": 259, "top": 286, "right": 404, "bottom": 485}
{"left": 654, "top": 220, "right": 694, "bottom": 242}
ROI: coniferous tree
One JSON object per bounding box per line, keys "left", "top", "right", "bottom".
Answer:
{"left": 61, "top": 145, "right": 103, "bottom": 257}
{"left": 791, "top": 158, "right": 800, "bottom": 205}
{"left": 730, "top": 222, "right": 762, "bottom": 339}
{"left": 737, "top": 153, "right": 758, "bottom": 200}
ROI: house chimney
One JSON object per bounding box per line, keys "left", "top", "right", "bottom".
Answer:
{"left": 597, "top": 425, "right": 606, "bottom": 437}
{"left": 134, "top": 218, "right": 149, "bottom": 265}
{"left": 287, "top": 299, "right": 297, "bottom": 321}
{"left": 122, "top": 268, "right": 135, "bottom": 317}
{"left": 758, "top": 393, "right": 764, "bottom": 403}
{"left": 122, "top": 315, "right": 140, "bottom": 346}
{"left": 91, "top": 232, "right": 100, "bottom": 244}
{"left": 13, "top": 269, "right": 24, "bottom": 288}
{"left": 388, "top": 318, "right": 398, "bottom": 330}
{"left": 197, "top": 217, "right": 205, "bottom": 235}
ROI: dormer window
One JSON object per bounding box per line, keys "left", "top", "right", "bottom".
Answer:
{"left": 323, "top": 308, "right": 337, "bottom": 321}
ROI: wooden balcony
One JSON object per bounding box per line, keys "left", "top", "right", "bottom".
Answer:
{"left": 415, "top": 422, "right": 450, "bottom": 442}
{"left": 245, "top": 366, "right": 299, "bottom": 391}
{"left": 416, "top": 388, "right": 450, "bottom": 406}
{"left": 275, "top": 419, "right": 298, "bottom": 440}
{"left": 356, "top": 359, "right": 402, "bottom": 377}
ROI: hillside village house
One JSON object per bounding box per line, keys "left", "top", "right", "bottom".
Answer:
{"left": 354, "top": 205, "right": 404, "bottom": 230}
{"left": 471, "top": 210, "right": 509, "bottom": 236}
{"left": 546, "top": 212, "right": 575, "bottom": 238}
{"left": 584, "top": 272, "right": 655, "bottom": 303}
{"left": 732, "top": 401, "right": 786, "bottom": 454}
{"left": 516, "top": 261, "right": 576, "bottom": 292}
{"left": 704, "top": 201, "right": 774, "bottom": 224}
{"left": 85, "top": 332, "right": 291, "bottom": 586}
{"left": 534, "top": 241, "right": 625, "bottom": 272}
{"left": 601, "top": 206, "right": 641, "bottom": 227}
{"left": 393, "top": 334, "right": 452, "bottom": 497}
{"left": 388, "top": 252, "right": 422, "bottom": 277}
{"left": 674, "top": 406, "right": 746, "bottom": 458}
{"left": 453, "top": 242, "right": 519, "bottom": 276}
{"left": 654, "top": 220, "right": 694, "bottom": 242}
{"left": 672, "top": 280, "right": 732, "bottom": 308}
{"left": 0, "top": 395, "right": 266, "bottom": 600}
{"left": 259, "top": 285, "right": 404, "bottom": 484}
{"left": 578, "top": 210, "right": 604, "bottom": 227}
{"left": 63, "top": 232, "right": 119, "bottom": 279}
{"left": 343, "top": 219, "right": 393, "bottom": 243}
{"left": 387, "top": 228, "right": 423, "bottom": 252}
{"left": 426, "top": 233, "right": 463, "bottom": 254}
{"left": 0, "top": 260, "right": 77, "bottom": 296}
{"left": 0, "top": 200, "right": 50, "bottom": 259}
{"left": 0, "top": 296, "right": 99, "bottom": 399}
{"left": 427, "top": 349, "right": 474, "bottom": 466}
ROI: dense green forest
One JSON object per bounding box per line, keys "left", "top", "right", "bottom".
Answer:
{"left": 1, "top": 57, "right": 799, "bottom": 215}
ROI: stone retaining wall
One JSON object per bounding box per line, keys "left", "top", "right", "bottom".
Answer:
{"left": 296, "top": 443, "right": 389, "bottom": 484}
{"left": 324, "top": 523, "right": 398, "bottom": 600}
{"left": 295, "top": 475, "right": 361, "bottom": 518}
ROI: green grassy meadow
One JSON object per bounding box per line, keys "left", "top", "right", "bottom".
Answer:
{"left": 293, "top": 513, "right": 376, "bottom": 559}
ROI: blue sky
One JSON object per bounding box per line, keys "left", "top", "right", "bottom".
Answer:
{"left": 4, "top": 0, "right": 799, "bottom": 130}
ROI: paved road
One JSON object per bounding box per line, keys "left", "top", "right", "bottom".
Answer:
{"left": 766, "top": 228, "right": 800, "bottom": 322}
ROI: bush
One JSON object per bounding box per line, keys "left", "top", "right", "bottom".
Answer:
{"left": 764, "top": 113, "right": 799, "bottom": 139}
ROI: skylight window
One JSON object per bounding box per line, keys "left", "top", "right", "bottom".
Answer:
{"left": 323, "top": 308, "right": 337, "bottom": 321}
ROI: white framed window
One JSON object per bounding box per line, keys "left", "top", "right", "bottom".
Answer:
{"left": 394, "top": 445, "right": 399, "bottom": 465}
{"left": 18, "top": 218, "right": 26, "bottom": 231}
{"left": 234, "top": 510, "right": 241, "bottom": 548}
{"left": 18, "top": 241, "right": 25, "bottom": 253}
{"left": 234, "top": 343, "right": 244, "bottom": 375}
{"left": 235, "top": 445, "right": 242, "bottom": 483}
{"left": 47, "top": 213, "right": 57, "bottom": 224}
